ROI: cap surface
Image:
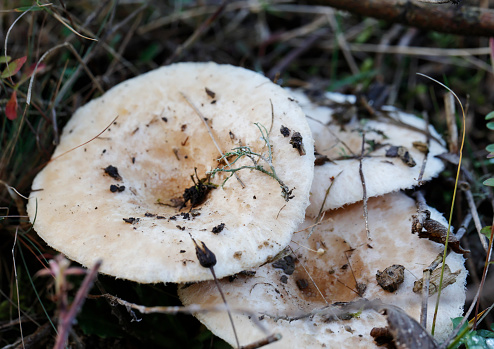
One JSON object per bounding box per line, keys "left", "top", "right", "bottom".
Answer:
{"left": 179, "top": 192, "right": 466, "bottom": 347}
{"left": 27, "top": 62, "right": 315, "bottom": 283}
{"left": 289, "top": 90, "right": 447, "bottom": 216}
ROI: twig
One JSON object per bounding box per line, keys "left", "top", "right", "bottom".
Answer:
{"left": 211, "top": 266, "right": 240, "bottom": 348}
{"left": 180, "top": 92, "right": 245, "bottom": 188}
{"left": 419, "top": 253, "right": 444, "bottom": 329}
{"left": 305, "top": 115, "right": 356, "bottom": 157}
{"left": 473, "top": 222, "right": 494, "bottom": 330}
{"left": 12, "top": 228, "right": 25, "bottom": 349}
{"left": 359, "top": 131, "right": 371, "bottom": 240}
{"left": 93, "top": 294, "right": 274, "bottom": 338}
{"left": 54, "top": 260, "right": 101, "bottom": 349}
{"left": 441, "top": 225, "right": 493, "bottom": 347}
{"left": 461, "top": 183, "right": 488, "bottom": 251}
{"left": 310, "top": 171, "right": 342, "bottom": 237}
{"left": 417, "top": 111, "right": 432, "bottom": 185}
{"left": 444, "top": 92, "right": 459, "bottom": 154}
{"left": 304, "top": 0, "right": 494, "bottom": 37}
{"left": 455, "top": 212, "right": 472, "bottom": 240}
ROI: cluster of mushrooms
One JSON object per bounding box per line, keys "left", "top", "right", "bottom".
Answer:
{"left": 27, "top": 62, "right": 467, "bottom": 348}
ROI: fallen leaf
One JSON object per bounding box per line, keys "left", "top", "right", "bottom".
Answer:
{"left": 381, "top": 305, "right": 438, "bottom": 349}
{"left": 413, "top": 264, "right": 461, "bottom": 295}
{"left": 6, "top": 91, "right": 18, "bottom": 120}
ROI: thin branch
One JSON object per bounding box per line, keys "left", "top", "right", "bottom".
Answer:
{"left": 12, "top": 228, "right": 25, "bottom": 349}
{"left": 306, "top": 0, "right": 494, "bottom": 37}
{"left": 417, "top": 111, "right": 431, "bottom": 185}
{"left": 359, "top": 131, "right": 371, "bottom": 240}
{"left": 54, "top": 260, "right": 101, "bottom": 349}
{"left": 310, "top": 171, "right": 342, "bottom": 237}
{"left": 462, "top": 184, "right": 488, "bottom": 251}
{"left": 419, "top": 253, "right": 443, "bottom": 329}
{"left": 93, "top": 293, "right": 274, "bottom": 339}
{"left": 444, "top": 92, "right": 459, "bottom": 154}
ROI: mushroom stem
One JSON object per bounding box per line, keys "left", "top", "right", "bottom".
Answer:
{"left": 180, "top": 91, "right": 246, "bottom": 188}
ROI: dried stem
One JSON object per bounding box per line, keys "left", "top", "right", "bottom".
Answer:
{"left": 54, "top": 260, "right": 101, "bottom": 349}
{"left": 209, "top": 266, "right": 240, "bottom": 349}
{"left": 444, "top": 92, "right": 459, "bottom": 154}
{"left": 473, "top": 222, "right": 494, "bottom": 330}
{"left": 12, "top": 228, "right": 24, "bottom": 349}
{"left": 461, "top": 183, "right": 488, "bottom": 251}
{"left": 417, "top": 111, "right": 431, "bottom": 185}
{"left": 419, "top": 253, "right": 444, "bottom": 328}
{"left": 92, "top": 293, "right": 275, "bottom": 339}
{"left": 310, "top": 171, "right": 342, "bottom": 237}
{"left": 455, "top": 213, "right": 472, "bottom": 240}
{"left": 359, "top": 131, "right": 371, "bottom": 240}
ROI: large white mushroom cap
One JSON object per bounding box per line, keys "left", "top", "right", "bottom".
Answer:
{"left": 290, "top": 90, "right": 447, "bottom": 216}
{"left": 27, "top": 62, "right": 315, "bottom": 283}
{"left": 179, "top": 192, "right": 467, "bottom": 348}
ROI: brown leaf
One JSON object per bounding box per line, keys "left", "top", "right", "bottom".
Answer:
{"left": 412, "top": 211, "right": 470, "bottom": 256}
{"left": 381, "top": 305, "right": 438, "bottom": 349}
{"left": 413, "top": 264, "right": 461, "bottom": 295}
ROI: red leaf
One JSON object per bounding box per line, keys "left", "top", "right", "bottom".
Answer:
{"left": 1, "top": 56, "right": 27, "bottom": 79}
{"left": 6, "top": 91, "right": 18, "bottom": 120}
{"left": 24, "top": 62, "right": 47, "bottom": 78}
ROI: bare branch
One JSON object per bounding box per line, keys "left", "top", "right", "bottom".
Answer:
{"left": 307, "top": 0, "right": 494, "bottom": 37}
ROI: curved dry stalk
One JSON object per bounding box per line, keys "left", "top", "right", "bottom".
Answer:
{"left": 416, "top": 73, "right": 466, "bottom": 335}
{"left": 27, "top": 42, "right": 104, "bottom": 106}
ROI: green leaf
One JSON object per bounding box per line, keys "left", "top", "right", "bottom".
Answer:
{"left": 481, "top": 226, "right": 492, "bottom": 239}
{"left": 486, "top": 111, "right": 494, "bottom": 120}
{"left": 1, "top": 56, "right": 27, "bottom": 78}
{"left": 486, "top": 144, "right": 494, "bottom": 153}
{"left": 487, "top": 122, "right": 494, "bottom": 130}
{"left": 0, "top": 56, "right": 11, "bottom": 64}
{"left": 483, "top": 178, "right": 494, "bottom": 186}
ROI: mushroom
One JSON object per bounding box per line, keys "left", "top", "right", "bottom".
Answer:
{"left": 26, "top": 62, "right": 315, "bottom": 283}
{"left": 288, "top": 89, "right": 447, "bottom": 216}
{"left": 178, "top": 192, "right": 467, "bottom": 348}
